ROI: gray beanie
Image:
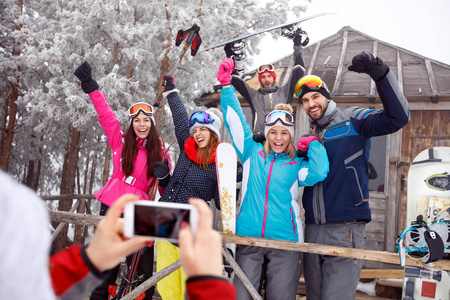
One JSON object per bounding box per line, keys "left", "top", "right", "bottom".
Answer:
{"left": 189, "top": 108, "right": 223, "bottom": 140}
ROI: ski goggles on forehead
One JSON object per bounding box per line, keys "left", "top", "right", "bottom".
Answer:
{"left": 264, "top": 110, "right": 295, "bottom": 126}
{"left": 295, "top": 75, "right": 330, "bottom": 98}
{"left": 258, "top": 64, "right": 275, "bottom": 74}
{"left": 189, "top": 111, "right": 215, "bottom": 127}
{"left": 128, "top": 102, "right": 154, "bottom": 118}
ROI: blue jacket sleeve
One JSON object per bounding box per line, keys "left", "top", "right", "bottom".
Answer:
{"left": 351, "top": 70, "right": 410, "bottom": 138}
{"left": 219, "top": 86, "right": 257, "bottom": 162}
{"left": 297, "top": 140, "right": 329, "bottom": 187}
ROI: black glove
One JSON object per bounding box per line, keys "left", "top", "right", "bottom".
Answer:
{"left": 74, "top": 61, "right": 99, "bottom": 94}
{"left": 162, "top": 74, "right": 175, "bottom": 93}
{"left": 253, "top": 132, "right": 266, "bottom": 144}
{"left": 348, "top": 52, "right": 389, "bottom": 81}
{"left": 154, "top": 159, "right": 171, "bottom": 187}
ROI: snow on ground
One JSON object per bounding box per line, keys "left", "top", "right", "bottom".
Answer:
{"left": 357, "top": 280, "right": 377, "bottom": 296}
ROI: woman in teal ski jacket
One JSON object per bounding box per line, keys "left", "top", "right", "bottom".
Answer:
{"left": 217, "top": 58, "right": 329, "bottom": 300}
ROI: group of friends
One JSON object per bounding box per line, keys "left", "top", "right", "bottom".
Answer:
{"left": 0, "top": 34, "right": 410, "bottom": 300}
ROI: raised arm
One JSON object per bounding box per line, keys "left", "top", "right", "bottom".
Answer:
{"left": 74, "top": 61, "right": 123, "bottom": 149}
{"left": 279, "top": 44, "right": 306, "bottom": 103}
{"left": 162, "top": 75, "right": 190, "bottom": 149}
{"left": 347, "top": 52, "right": 410, "bottom": 137}
{"left": 296, "top": 138, "right": 329, "bottom": 187}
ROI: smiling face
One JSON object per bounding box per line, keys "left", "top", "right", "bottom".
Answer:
{"left": 301, "top": 91, "right": 330, "bottom": 120}
{"left": 267, "top": 126, "right": 291, "bottom": 153}
{"left": 191, "top": 126, "right": 211, "bottom": 149}
{"left": 132, "top": 112, "right": 152, "bottom": 139}
{"left": 260, "top": 73, "right": 275, "bottom": 88}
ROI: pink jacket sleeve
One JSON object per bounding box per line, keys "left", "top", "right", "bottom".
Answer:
{"left": 89, "top": 90, "right": 124, "bottom": 150}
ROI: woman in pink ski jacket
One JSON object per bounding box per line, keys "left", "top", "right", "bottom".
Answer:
{"left": 74, "top": 61, "right": 171, "bottom": 300}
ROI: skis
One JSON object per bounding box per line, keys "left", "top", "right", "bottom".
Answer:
{"left": 109, "top": 248, "right": 147, "bottom": 300}
{"left": 216, "top": 142, "right": 237, "bottom": 280}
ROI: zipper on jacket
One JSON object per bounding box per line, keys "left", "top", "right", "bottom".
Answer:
{"left": 290, "top": 207, "right": 296, "bottom": 234}
{"left": 314, "top": 184, "right": 322, "bottom": 224}
{"left": 237, "top": 198, "right": 247, "bottom": 220}
{"left": 262, "top": 155, "right": 276, "bottom": 238}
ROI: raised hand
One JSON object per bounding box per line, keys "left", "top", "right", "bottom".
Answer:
{"left": 348, "top": 51, "right": 389, "bottom": 81}
{"left": 217, "top": 58, "right": 235, "bottom": 86}
{"left": 74, "top": 61, "right": 99, "bottom": 94}
{"left": 297, "top": 135, "right": 319, "bottom": 152}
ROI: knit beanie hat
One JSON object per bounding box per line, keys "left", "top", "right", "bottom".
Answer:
{"left": 297, "top": 84, "right": 331, "bottom": 101}
{"left": 295, "top": 75, "right": 331, "bottom": 100}
{"left": 258, "top": 70, "right": 276, "bottom": 85}
{"left": 264, "top": 104, "right": 295, "bottom": 141}
{"left": 189, "top": 108, "right": 223, "bottom": 140}
{"left": 264, "top": 120, "right": 295, "bottom": 141}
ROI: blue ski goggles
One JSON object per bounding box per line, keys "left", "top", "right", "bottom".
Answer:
{"left": 189, "top": 111, "right": 215, "bottom": 127}
{"left": 264, "top": 110, "right": 295, "bottom": 126}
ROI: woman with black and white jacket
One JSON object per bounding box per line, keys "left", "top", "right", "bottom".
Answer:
{"left": 154, "top": 75, "right": 222, "bottom": 300}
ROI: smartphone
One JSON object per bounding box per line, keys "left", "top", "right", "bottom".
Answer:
{"left": 124, "top": 200, "right": 199, "bottom": 242}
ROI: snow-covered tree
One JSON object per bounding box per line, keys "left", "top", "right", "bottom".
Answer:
{"left": 4, "top": 0, "right": 307, "bottom": 191}
{"left": 2, "top": 0, "right": 307, "bottom": 249}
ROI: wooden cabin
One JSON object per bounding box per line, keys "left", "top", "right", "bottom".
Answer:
{"left": 196, "top": 26, "right": 450, "bottom": 267}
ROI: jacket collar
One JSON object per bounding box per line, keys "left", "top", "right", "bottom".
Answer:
{"left": 309, "top": 100, "right": 338, "bottom": 129}
{"left": 136, "top": 137, "right": 147, "bottom": 149}
{"left": 258, "top": 85, "right": 279, "bottom": 94}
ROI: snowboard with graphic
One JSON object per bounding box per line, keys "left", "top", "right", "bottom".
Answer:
{"left": 396, "top": 147, "right": 450, "bottom": 266}
{"left": 216, "top": 142, "right": 237, "bottom": 279}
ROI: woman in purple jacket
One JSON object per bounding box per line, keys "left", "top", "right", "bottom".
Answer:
{"left": 74, "top": 61, "right": 171, "bottom": 300}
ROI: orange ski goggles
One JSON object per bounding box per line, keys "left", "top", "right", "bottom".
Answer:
{"left": 295, "top": 75, "right": 330, "bottom": 98}
{"left": 128, "top": 102, "right": 154, "bottom": 118}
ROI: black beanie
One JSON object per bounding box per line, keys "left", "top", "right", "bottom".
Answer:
{"left": 297, "top": 84, "right": 331, "bottom": 100}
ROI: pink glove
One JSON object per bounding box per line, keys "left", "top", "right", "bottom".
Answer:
{"left": 217, "top": 58, "right": 235, "bottom": 85}
{"left": 297, "top": 136, "right": 320, "bottom": 152}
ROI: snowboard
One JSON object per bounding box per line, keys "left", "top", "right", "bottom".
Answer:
{"left": 200, "top": 12, "right": 335, "bottom": 53}
{"left": 401, "top": 265, "right": 450, "bottom": 300}
{"left": 406, "top": 147, "right": 450, "bottom": 225}
{"left": 396, "top": 147, "right": 450, "bottom": 266}
{"left": 216, "top": 142, "right": 237, "bottom": 279}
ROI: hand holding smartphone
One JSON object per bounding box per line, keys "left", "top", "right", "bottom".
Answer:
{"left": 124, "top": 201, "right": 199, "bottom": 243}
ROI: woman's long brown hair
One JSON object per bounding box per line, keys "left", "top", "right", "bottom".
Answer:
{"left": 121, "top": 117, "right": 161, "bottom": 178}
{"left": 196, "top": 130, "right": 219, "bottom": 170}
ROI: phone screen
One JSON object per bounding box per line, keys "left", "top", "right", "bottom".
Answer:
{"left": 133, "top": 205, "right": 191, "bottom": 239}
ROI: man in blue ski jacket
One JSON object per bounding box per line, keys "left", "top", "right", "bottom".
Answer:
{"left": 295, "top": 52, "right": 410, "bottom": 300}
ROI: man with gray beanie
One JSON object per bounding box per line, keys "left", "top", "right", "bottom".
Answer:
{"left": 295, "top": 51, "right": 410, "bottom": 300}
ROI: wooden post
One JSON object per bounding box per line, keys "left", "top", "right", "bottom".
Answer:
{"left": 120, "top": 260, "right": 182, "bottom": 300}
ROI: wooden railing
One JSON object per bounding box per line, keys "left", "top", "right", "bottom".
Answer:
{"left": 46, "top": 198, "right": 450, "bottom": 300}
